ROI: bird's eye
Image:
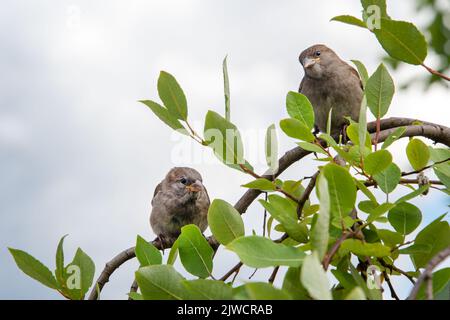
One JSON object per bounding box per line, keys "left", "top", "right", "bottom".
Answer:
{"left": 180, "top": 178, "right": 187, "bottom": 185}
{"left": 314, "top": 51, "right": 321, "bottom": 57}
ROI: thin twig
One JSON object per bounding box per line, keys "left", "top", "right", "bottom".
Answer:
{"left": 408, "top": 245, "right": 450, "bottom": 300}
{"left": 268, "top": 266, "right": 280, "bottom": 284}
{"left": 426, "top": 275, "right": 434, "bottom": 300}
{"left": 297, "top": 171, "right": 319, "bottom": 218}
{"left": 248, "top": 269, "right": 258, "bottom": 279}
{"left": 378, "top": 258, "right": 416, "bottom": 285}
{"left": 322, "top": 231, "right": 355, "bottom": 270}
{"left": 128, "top": 280, "right": 138, "bottom": 300}
{"left": 263, "top": 192, "right": 268, "bottom": 237}
{"left": 365, "top": 179, "right": 443, "bottom": 188}
{"left": 383, "top": 270, "right": 399, "bottom": 300}
{"left": 390, "top": 241, "right": 414, "bottom": 253}
{"left": 220, "top": 262, "right": 243, "bottom": 282}
{"left": 402, "top": 158, "right": 450, "bottom": 177}
{"left": 421, "top": 63, "right": 450, "bottom": 82}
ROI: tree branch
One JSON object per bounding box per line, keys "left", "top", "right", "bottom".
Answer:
{"left": 268, "top": 266, "right": 280, "bottom": 284}
{"left": 421, "top": 64, "right": 450, "bottom": 82}
{"left": 88, "top": 118, "right": 449, "bottom": 300}
{"left": 383, "top": 270, "right": 400, "bottom": 300}
{"left": 220, "top": 262, "right": 243, "bottom": 282}
{"left": 297, "top": 171, "right": 319, "bottom": 218}
{"left": 407, "top": 245, "right": 450, "bottom": 300}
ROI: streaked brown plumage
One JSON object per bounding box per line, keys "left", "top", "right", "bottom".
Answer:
{"left": 150, "top": 167, "right": 210, "bottom": 244}
{"left": 298, "top": 44, "right": 363, "bottom": 136}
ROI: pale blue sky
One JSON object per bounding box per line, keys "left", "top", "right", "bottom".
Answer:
{"left": 1, "top": 0, "right": 449, "bottom": 299}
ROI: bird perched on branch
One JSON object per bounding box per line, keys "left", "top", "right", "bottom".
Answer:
{"left": 150, "top": 167, "right": 210, "bottom": 246}
{"left": 298, "top": 44, "right": 363, "bottom": 137}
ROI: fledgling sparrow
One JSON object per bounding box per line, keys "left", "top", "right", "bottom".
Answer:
{"left": 150, "top": 167, "right": 210, "bottom": 245}
{"left": 298, "top": 44, "right": 363, "bottom": 137}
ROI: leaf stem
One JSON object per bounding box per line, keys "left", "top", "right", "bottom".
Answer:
{"left": 421, "top": 64, "right": 450, "bottom": 82}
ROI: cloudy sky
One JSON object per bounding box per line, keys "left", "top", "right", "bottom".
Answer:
{"left": 1, "top": 0, "right": 449, "bottom": 299}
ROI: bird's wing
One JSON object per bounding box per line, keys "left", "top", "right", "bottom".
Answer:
{"left": 152, "top": 182, "right": 163, "bottom": 199}
{"left": 349, "top": 65, "right": 364, "bottom": 90}
{"left": 298, "top": 76, "right": 305, "bottom": 92}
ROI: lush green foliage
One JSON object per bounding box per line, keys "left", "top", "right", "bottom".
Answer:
{"left": 9, "top": 0, "right": 450, "bottom": 300}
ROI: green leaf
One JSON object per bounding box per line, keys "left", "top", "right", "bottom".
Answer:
{"left": 65, "top": 248, "right": 96, "bottom": 299}
{"left": 178, "top": 224, "right": 214, "bottom": 278}
{"left": 365, "top": 64, "right": 395, "bottom": 119}
{"left": 361, "top": 0, "right": 389, "bottom": 19}
{"left": 416, "top": 268, "right": 450, "bottom": 300}
{"left": 286, "top": 91, "right": 315, "bottom": 130}
{"left": 345, "top": 287, "right": 366, "bottom": 300}
{"left": 351, "top": 60, "right": 369, "bottom": 87}
{"left": 265, "top": 124, "right": 278, "bottom": 174}
{"left": 136, "top": 265, "right": 186, "bottom": 300}
{"left": 366, "top": 202, "right": 396, "bottom": 223}
{"left": 365, "top": 149, "right": 392, "bottom": 175}
{"left": 429, "top": 147, "right": 450, "bottom": 163}
{"left": 321, "top": 164, "right": 357, "bottom": 224}
{"left": 128, "top": 292, "right": 144, "bottom": 300}
{"left": 140, "top": 100, "right": 187, "bottom": 134}
{"left": 377, "top": 229, "right": 403, "bottom": 248}
{"left": 282, "top": 267, "right": 310, "bottom": 300}
{"left": 358, "top": 95, "right": 368, "bottom": 154}
{"left": 406, "top": 138, "right": 430, "bottom": 171}
{"left": 281, "top": 180, "right": 305, "bottom": 199}
{"left": 388, "top": 202, "right": 422, "bottom": 235}
{"left": 326, "top": 108, "right": 333, "bottom": 136}
{"left": 242, "top": 178, "right": 276, "bottom": 191}
{"left": 331, "top": 15, "right": 367, "bottom": 29}
{"left": 259, "top": 195, "right": 308, "bottom": 243}
{"left": 301, "top": 252, "right": 332, "bottom": 300}
{"left": 167, "top": 239, "right": 179, "bottom": 265}
{"left": 223, "top": 55, "right": 230, "bottom": 121}
{"left": 204, "top": 110, "right": 246, "bottom": 167}
{"left": 373, "top": 163, "right": 401, "bottom": 194}
{"left": 157, "top": 71, "right": 188, "bottom": 120}
{"left": 395, "top": 185, "right": 429, "bottom": 205}
{"left": 8, "top": 248, "right": 58, "bottom": 289}
{"left": 331, "top": 269, "right": 357, "bottom": 290}
{"left": 434, "top": 162, "right": 450, "bottom": 190}
{"left": 297, "top": 142, "right": 328, "bottom": 155}
{"left": 382, "top": 126, "right": 407, "bottom": 149}
{"left": 412, "top": 215, "right": 450, "bottom": 269}
{"left": 208, "top": 199, "right": 245, "bottom": 245}
{"left": 204, "top": 110, "right": 245, "bottom": 169}
{"left": 311, "top": 175, "right": 330, "bottom": 260}
{"left": 182, "top": 279, "right": 232, "bottom": 300}
{"left": 346, "top": 123, "right": 371, "bottom": 149}
{"left": 340, "top": 239, "right": 391, "bottom": 257}
{"left": 245, "top": 282, "right": 292, "bottom": 300}
{"left": 279, "top": 118, "right": 315, "bottom": 142}
{"left": 355, "top": 180, "right": 378, "bottom": 204}
{"left": 55, "top": 234, "right": 68, "bottom": 285}
{"left": 135, "top": 235, "right": 162, "bottom": 267}
{"left": 319, "top": 133, "right": 338, "bottom": 148}
{"left": 398, "top": 244, "right": 431, "bottom": 255}
{"left": 373, "top": 19, "right": 428, "bottom": 65}
{"left": 226, "top": 236, "right": 305, "bottom": 268}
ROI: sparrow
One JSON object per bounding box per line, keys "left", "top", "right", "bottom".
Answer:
{"left": 298, "top": 44, "right": 363, "bottom": 137}
{"left": 150, "top": 167, "right": 210, "bottom": 246}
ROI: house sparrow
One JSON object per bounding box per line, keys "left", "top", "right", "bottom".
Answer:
{"left": 150, "top": 167, "right": 210, "bottom": 246}
{"left": 298, "top": 44, "right": 363, "bottom": 137}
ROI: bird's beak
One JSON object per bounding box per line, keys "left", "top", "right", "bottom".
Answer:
{"left": 303, "top": 57, "right": 319, "bottom": 69}
{"left": 186, "top": 180, "right": 203, "bottom": 193}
